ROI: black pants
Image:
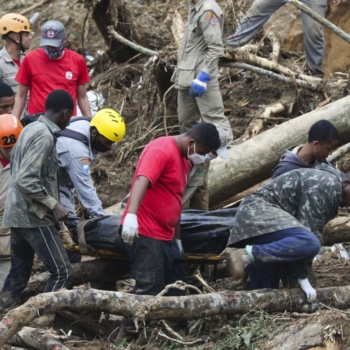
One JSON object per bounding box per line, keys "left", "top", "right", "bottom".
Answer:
{"left": 130, "top": 235, "right": 188, "bottom": 296}
{"left": 3, "top": 226, "right": 73, "bottom": 299}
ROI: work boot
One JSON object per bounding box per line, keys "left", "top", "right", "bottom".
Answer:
{"left": 0, "top": 292, "right": 20, "bottom": 313}
{"left": 224, "top": 248, "right": 251, "bottom": 280}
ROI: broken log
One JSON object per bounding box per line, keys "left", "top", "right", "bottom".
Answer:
{"left": 327, "top": 141, "right": 350, "bottom": 163}
{"left": 28, "top": 258, "right": 130, "bottom": 294}
{"left": 8, "top": 326, "right": 69, "bottom": 350}
{"left": 2, "top": 286, "right": 350, "bottom": 345}
{"left": 208, "top": 95, "right": 350, "bottom": 207}
{"left": 321, "top": 217, "right": 350, "bottom": 246}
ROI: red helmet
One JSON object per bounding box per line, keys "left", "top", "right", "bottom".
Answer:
{"left": 0, "top": 114, "right": 23, "bottom": 148}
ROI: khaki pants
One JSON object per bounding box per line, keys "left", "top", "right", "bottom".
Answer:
{"left": 177, "top": 86, "right": 234, "bottom": 144}
{"left": 0, "top": 259, "right": 11, "bottom": 289}
{"left": 182, "top": 162, "right": 210, "bottom": 210}
{"left": 226, "top": 0, "right": 327, "bottom": 77}
{"left": 177, "top": 87, "right": 233, "bottom": 210}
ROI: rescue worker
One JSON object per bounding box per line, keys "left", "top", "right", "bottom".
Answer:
{"left": 56, "top": 108, "right": 126, "bottom": 232}
{"left": 0, "top": 81, "right": 15, "bottom": 115}
{"left": 0, "top": 13, "right": 32, "bottom": 93}
{"left": 226, "top": 0, "right": 343, "bottom": 77}
{"left": 171, "top": 0, "right": 233, "bottom": 210}
{"left": 224, "top": 163, "right": 350, "bottom": 302}
{"left": 120, "top": 122, "right": 225, "bottom": 304}
{"left": 0, "top": 89, "right": 74, "bottom": 310}
{"left": 12, "top": 20, "right": 92, "bottom": 119}
{"left": 182, "top": 123, "right": 230, "bottom": 209}
{"left": 0, "top": 114, "right": 23, "bottom": 289}
{"left": 272, "top": 119, "right": 339, "bottom": 179}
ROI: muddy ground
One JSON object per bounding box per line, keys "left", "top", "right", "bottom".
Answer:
{"left": 2, "top": 0, "right": 350, "bottom": 349}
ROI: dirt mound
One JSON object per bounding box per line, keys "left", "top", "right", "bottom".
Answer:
{"left": 266, "top": 0, "right": 350, "bottom": 77}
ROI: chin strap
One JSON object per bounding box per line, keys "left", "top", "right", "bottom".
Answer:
{"left": 6, "top": 33, "right": 25, "bottom": 53}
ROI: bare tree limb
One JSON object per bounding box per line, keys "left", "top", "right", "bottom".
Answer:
{"left": 224, "top": 50, "right": 321, "bottom": 84}
{"left": 287, "top": 0, "right": 350, "bottom": 44}
{"left": 221, "top": 61, "right": 317, "bottom": 89}
{"left": 268, "top": 30, "right": 281, "bottom": 63}
{"left": 2, "top": 286, "right": 350, "bottom": 345}
{"left": 107, "top": 26, "right": 158, "bottom": 57}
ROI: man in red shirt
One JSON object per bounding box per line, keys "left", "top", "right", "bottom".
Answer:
{"left": 121, "top": 122, "right": 227, "bottom": 301}
{"left": 12, "top": 20, "right": 92, "bottom": 119}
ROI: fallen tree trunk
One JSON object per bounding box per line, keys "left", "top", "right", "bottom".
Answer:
{"left": 28, "top": 258, "right": 130, "bottom": 294}
{"left": 2, "top": 286, "right": 350, "bottom": 345}
{"left": 208, "top": 95, "right": 350, "bottom": 207}
{"left": 321, "top": 217, "right": 350, "bottom": 246}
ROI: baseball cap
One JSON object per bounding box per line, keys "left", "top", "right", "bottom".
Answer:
{"left": 213, "top": 124, "right": 230, "bottom": 159}
{"left": 40, "top": 20, "right": 66, "bottom": 47}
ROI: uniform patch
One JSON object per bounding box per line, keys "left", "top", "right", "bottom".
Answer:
{"left": 66, "top": 71, "right": 73, "bottom": 80}
{"left": 81, "top": 158, "right": 91, "bottom": 175}
{"left": 210, "top": 15, "right": 218, "bottom": 26}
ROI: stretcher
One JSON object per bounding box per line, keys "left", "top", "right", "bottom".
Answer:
{"left": 71, "top": 244, "right": 224, "bottom": 264}
{"left": 68, "top": 244, "right": 225, "bottom": 281}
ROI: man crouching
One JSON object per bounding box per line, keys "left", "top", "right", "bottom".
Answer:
{"left": 224, "top": 163, "right": 350, "bottom": 302}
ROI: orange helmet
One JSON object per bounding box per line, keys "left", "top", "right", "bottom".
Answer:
{"left": 0, "top": 114, "right": 23, "bottom": 148}
{"left": 0, "top": 13, "right": 31, "bottom": 35}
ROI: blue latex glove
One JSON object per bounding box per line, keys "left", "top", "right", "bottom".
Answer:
{"left": 189, "top": 71, "right": 211, "bottom": 97}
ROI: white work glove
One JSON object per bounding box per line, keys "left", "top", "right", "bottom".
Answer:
{"left": 176, "top": 239, "right": 184, "bottom": 254}
{"left": 122, "top": 213, "right": 139, "bottom": 245}
{"left": 298, "top": 278, "right": 317, "bottom": 303}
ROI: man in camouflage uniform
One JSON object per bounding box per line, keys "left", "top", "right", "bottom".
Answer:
{"left": 171, "top": 0, "right": 233, "bottom": 210}
{"left": 225, "top": 163, "right": 350, "bottom": 302}
{"left": 0, "top": 89, "right": 74, "bottom": 310}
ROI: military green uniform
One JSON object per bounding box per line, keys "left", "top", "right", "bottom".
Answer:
{"left": 172, "top": 0, "right": 233, "bottom": 142}
{"left": 3, "top": 116, "right": 60, "bottom": 227}
{"left": 227, "top": 163, "right": 342, "bottom": 279}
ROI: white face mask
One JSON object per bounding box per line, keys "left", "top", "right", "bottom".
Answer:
{"left": 187, "top": 142, "right": 206, "bottom": 165}
{"left": 205, "top": 152, "right": 217, "bottom": 161}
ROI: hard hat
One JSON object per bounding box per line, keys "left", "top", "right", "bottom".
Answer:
{"left": 90, "top": 109, "right": 126, "bottom": 143}
{"left": 0, "top": 13, "right": 31, "bottom": 35}
{"left": 0, "top": 114, "right": 23, "bottom": 148}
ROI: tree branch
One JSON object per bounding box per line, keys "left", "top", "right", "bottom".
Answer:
{"left": 107, "top": 25, "right": 158, "bottom": 57}
{"left": 1, "top": 286, "right": 350, "bottom": 345}
{"left": 221, "top": 61, "right": 317, "bottom": 89}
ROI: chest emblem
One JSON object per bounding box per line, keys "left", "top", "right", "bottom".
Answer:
{"left": 65, "top": 71, "right": 73, "bottom": 80}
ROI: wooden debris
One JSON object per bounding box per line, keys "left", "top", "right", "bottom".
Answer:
{"left": 2, "top": 286, "right": 350, "bottom": 345}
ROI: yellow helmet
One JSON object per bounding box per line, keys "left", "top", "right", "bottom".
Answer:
{"left": 90, "top": 108, "right": 126, "bottom": 143}
{"left": 0, "top": 13, "right": 31, "bottom": 35}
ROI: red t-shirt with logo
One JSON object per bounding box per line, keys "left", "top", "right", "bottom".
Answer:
{"left": 15, "top": 48, "right": 90, "bottom": 116}
{"left": 121, "top": 137, "right": 190, "bottom": 241}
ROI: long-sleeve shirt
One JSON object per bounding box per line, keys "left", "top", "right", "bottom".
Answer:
{"left": 227, "top": 163, "right": 342, "bottom": 246}
{"left": 56, "top": 119, "right": 105, "bottom": 227}
{"left": 171, "top": 0, "right": 224, "bottom": 89}
{"left": 3, "top": 116, "right": 60, "bottom": 228}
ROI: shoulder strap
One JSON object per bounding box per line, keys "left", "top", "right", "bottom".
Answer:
{"left": 57, "top": 117, "right": 91, "bottom": 147}
{"left": 69, "top": 116, "right": 91, "bottom": 123}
